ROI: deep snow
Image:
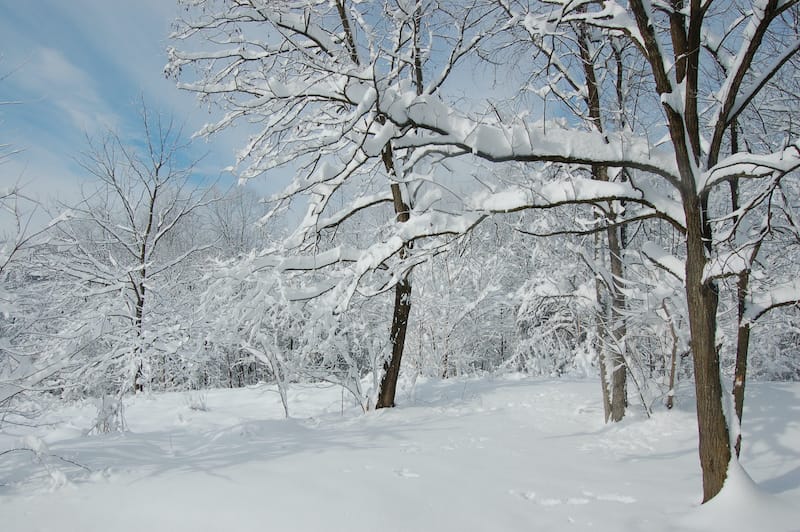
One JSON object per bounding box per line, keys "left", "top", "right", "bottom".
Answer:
{"left": 1, "top": 376, "right": 798, "bottom": 531}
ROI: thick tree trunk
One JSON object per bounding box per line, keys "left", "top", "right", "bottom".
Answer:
{"left": 685, "top": 198, "right": 731, "bottom": 502}
{"left": 632, "top": 0, "right": 733, "bottom": 495}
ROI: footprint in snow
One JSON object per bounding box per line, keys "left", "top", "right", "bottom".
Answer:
{"left": 582, "top": 490, "right": 637, "bottom": 504}
{"left": 508, "top": 489, "right": 537, "bottom": 500}
{"left": 399, "top": 444, "right": 421, "bottom": 454}
{"left": 515, "top": 490, "right": 635, "bottom": 507}
{"left": 567, "top": 497, "right": 590, "bottom": 505}
{"left": 394, "top": 468, "right": 420, "bottom": 478}
{"left": 539, "top": 498, "right": 562, "bottom": 506}
{"left": 596, "top": 493, "right": 637, "bottom": 504}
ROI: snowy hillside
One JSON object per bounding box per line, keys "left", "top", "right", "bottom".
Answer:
{"left": 2, "top": 376, "right": 798, "bottom": 531}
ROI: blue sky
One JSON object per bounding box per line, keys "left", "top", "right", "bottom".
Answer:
{"left": 1, "top": 0, "right": 518, "bottom": 235}
{"left": 1, "top": 0, "right": 256, "bottom": 220}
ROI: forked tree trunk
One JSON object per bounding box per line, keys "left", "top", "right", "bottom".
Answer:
{"left": 629, "top": 0, "right": 735, "bottom": 498}
{"left": 578, "top": 22, "right": 627, "bottom": 423}
{"left": 375, "top": 2, "right": 423, "bottom": 408}
{"left": 332, "top": 1, "right": 414, "bottom": 409}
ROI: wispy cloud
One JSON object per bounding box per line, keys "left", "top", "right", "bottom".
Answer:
{"left": 17, "top": 46, "right": 119, "bottom": 135}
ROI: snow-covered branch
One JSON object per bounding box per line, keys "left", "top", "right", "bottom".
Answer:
{"left": 744, "top": 279, "right": 800, "bottom": 324}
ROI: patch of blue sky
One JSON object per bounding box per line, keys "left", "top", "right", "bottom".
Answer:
{"left": 0, "top": 0, "right": 270, "bottom": 218}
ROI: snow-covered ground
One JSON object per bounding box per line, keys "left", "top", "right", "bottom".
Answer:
{"left": 1, "top": 376, "right": 798, "bottom": 531}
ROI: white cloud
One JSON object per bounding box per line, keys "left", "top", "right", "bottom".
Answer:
{"left": 16, "top": 46, "right": 120, "bottom": 135}
{"left": 38, "top": 50, "right": 110, "bottom": 130}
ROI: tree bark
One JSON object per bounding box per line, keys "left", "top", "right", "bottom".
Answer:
{"left": 377, "top": 275, "right": 412, "bottom": 408}
{"left": 733, "top": 270, "right": 750, "bottom": 457}
{"left": 606, "top": 225, "right": 628, "bottom": 422}
{"left": 133, "top": 294, "right": 145, "bottom": 393}
{"left": 685, "top": 197, "right": 731, "bottom": 503}
{"left": 729, "top": 123, "right": 749, "bottom": 458}
{"left": 132, "top": 183, "right": 156, "bottom": 393}
{"left": 629, "top": 0, "right": 734, "bottom": 499}
{"left": 376, "top": 182, "right": 413, "bottom": 408}
{"left": 664, "top": 302, "right": 679, "bottom": 410}
{"left": 594, "top": 229, "right": 627, "bottom": 423}
{"left": 595, "top": 247, "right": 613, "bottom": 421}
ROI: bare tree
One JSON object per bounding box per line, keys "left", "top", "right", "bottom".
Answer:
{"left": 53, "top": 104, "right": 215, "bottom": 394}
{"left": 206, "top": 187, "right": 268, "bottom": 257}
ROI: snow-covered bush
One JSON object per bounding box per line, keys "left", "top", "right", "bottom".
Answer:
{"left": 88, "top": 395, "right": 127, "bottom": 434}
